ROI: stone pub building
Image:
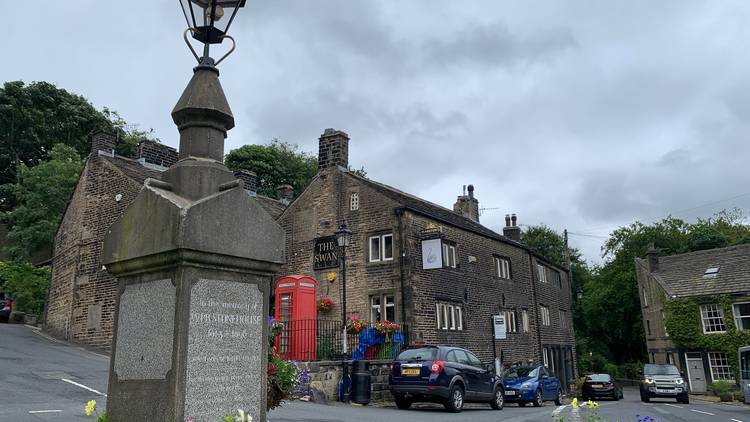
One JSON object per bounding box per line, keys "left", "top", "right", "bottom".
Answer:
{"left": 45, "top": 128, "right": 577, "bottom": 388}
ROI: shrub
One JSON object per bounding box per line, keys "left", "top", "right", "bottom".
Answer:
{"left": 708, "top": 380, "right": 735, "bottom": 396}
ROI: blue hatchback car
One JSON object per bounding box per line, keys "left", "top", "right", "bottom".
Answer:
{"left": 388, "top": 345, "right": 505, "bottom": 412}
{"left": 503, "top": 365, "right": 563, "bottom": 407}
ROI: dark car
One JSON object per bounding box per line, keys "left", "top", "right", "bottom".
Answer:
{"left": 640, "top": 364, "right": 689, "bottom": 404}
{"left": 503, "top": 365, "right": 562, "bottom": 407}
{"left": 388, "top": 345, "right": 505, "bottom": 412}
{"left": 0, "top": 292, "right": 12, "bottom": 323}
{"left": 581, "top": 373, "right": 623, "bottom": 400}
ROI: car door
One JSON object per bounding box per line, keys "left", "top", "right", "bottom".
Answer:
{"left": 466, "top": 350, "right": 494, "bottom": 397}
{"left": 453, "top": 349, "right": 481, "bottom": 398}
{"left": 540, "top": 367, "right": 554, "bottom": 399}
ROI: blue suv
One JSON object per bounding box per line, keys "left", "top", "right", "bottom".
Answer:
{"left": 503, "top": 365, "right": 562, "bottom": 407}
{"left": 388, "top": 345, "right": 505, "bottom": 412}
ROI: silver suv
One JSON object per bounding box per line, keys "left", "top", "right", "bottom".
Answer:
{"left": 639, "top": 364, "right": 689, "bottom": 404}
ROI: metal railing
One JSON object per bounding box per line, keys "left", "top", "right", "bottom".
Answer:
{"left": 275, "top": 319, "right": 411, "bottom": 362}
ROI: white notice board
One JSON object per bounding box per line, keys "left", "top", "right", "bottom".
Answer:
{"left": 493, "top": 314, "right": 506, "bottom": 340}
{"left": 421, "top": 239, "right": 443, "bottom": 270}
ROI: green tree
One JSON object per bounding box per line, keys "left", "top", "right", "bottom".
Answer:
{"left": 0, "top": 81, "right": 151, "bottom": 210}
{"left": 521, "top": 224, "right": 571, "bottom": 268}
{"left": 225, "top": 139, "right": 317, "bottom": 198}
{"left": 2, "top": 144, "right": 83, "bottom": 260}
{"left": 0, "top": 261, "right": 49, "bottom": 315}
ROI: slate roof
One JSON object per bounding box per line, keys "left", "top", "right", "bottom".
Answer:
{"left": 255, "top": 196, "right": 286, "bottom": 219}
{"left": 345, "top": 171, "right": 566, "bottom": 271}
{"left": 637, "top": 244, "right": 750, "bottom": 297}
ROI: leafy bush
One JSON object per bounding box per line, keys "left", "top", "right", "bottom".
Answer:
{"left": 603, "top": 363, "right": 621, "bottom": 379}
{"left": 0, "top": 261, "right": 49, "bottom": 315}
{"left": 708, "top": 380, "right": 735, "bottom": 396}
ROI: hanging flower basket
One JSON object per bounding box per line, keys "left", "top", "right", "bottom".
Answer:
{"left": 317, "top": 297, "right": 334, "bottom": 313}
{"left": 346, "top": 316, "right": 368, "bottom": 334}
{"left": 374, "top": 319, "right": 399, "bottom": 335}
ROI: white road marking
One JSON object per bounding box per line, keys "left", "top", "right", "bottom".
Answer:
{"left": 61, "top": 378, "right": 107, "bottom": 396}
{"left": 664, "top": 403, "right": 684, "bottom": 409}
{"left": 731, "top": 419, "right": 744, "bottom": 422}
{"left": 690, "top": 409, "right": 715, "bottom": 416}
{"left": 28, "top": 410, "right": 62, "bottom": 414}
{"left": 552, "top": 405, "right": 568, "bottom": 415}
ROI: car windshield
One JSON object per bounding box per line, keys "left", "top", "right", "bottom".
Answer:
{"left": 397, "top": 347, "right": 437, "bottom": 361}
{"left": 504, "top": 366, "right": 539, "bottom": 379}
{"left": 586, "top": 374, "right": 611, "bottom": 382}
{"left": 644, "top": 364, "right": 680, "bottom": 376}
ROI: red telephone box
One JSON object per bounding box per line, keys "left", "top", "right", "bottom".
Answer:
{"left": 274, "top": 275, "right": 318, "bottom": 361}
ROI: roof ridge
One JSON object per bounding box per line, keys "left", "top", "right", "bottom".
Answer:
{"left": 660, "top": 243, "right": 750, "bottom": 261}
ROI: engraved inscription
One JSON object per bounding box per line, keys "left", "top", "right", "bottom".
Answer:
{"left": 114, "top": 279, "right": 175, "bottom": 380}
{"left": 185, "top": 279, "right": 264, "bottom": 422}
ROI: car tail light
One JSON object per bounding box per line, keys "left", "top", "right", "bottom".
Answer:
{"left": 430, "top": 361, "right": 445, "bottom": 374}
{"left": 389, "top": 363, "right": 395, "bottom": 375}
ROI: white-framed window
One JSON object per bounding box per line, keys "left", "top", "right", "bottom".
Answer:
{"left": 733, "top": 302, "right": 750, "bottom": 331}
{"left": 540, "top": 305, "right": 550, "bottom": 326}
{"left": 504, "top": 310, "right": 517, "bottom": 333}
{"left": 543, "top": 348, "right": 549, "bottom": 367}
{"left": 494, "top": 256, "right": 511, "bottom": 279}
{"left": 369, "top": 233, "right": 394, "bottom": 262}
{"left": 369, "top": 294, "right": 396, "bottom": 322}
{"left": 537, "top": 264, "right": 548, "bottom": 283}
{"left": 559, "top": 310, "right": 567, "bottom": 329}
{"left": 709, "top": 352, "right": 734, "bottom": 381}
{"left": 350, "top": 192, "right": 359, "bottom": 211}
{"left": 700, "top": 303, "right": 726, "bottom": 333}
{"left": 436, "top": 302, "right": 463, "bottom": 331}
{"left": 442, "top": 242, "right": 457, "bottom": 268}
{"left": 521, "top": 309, "right": 530, "bottom": 332}
{"left": 642, "top": 287, "right": 649, "bottom": 307}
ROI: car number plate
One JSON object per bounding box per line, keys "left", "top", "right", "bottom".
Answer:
{"left": 591, "top": 384, "right": 603, "bottom": 388}
{"left": 401, "top": 369, "right": 420, "bottom": 375}
{"left": 505, "top": 391, "right": 516, "bottom": 396}
{"left": 656, "top": 388, "right": 672, "bottom": 393}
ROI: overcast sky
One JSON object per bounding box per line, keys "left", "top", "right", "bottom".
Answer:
{"left": 3, "top": 1, "right": 750, "bottom": 263}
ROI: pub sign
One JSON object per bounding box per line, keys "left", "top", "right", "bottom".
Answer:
{"left": 313, "top": 236, "right": 339, "bottom": 270}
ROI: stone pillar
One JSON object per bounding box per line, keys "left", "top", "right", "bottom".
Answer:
{"left": 102, "top": 63, "right": 284, "bottom": 422}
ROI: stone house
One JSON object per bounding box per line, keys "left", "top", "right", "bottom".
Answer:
{"left": 278, "top": 129, "right": 577, "bottom": 387}
{"left": 635, "top": 243, "right": 750, "bottom": 393}
{"left": 44, "top": 131, "right": 284, "bottom": 350}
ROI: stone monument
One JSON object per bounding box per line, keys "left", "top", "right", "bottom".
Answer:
{"left": 101, "top": 57, "right": 284, "bottom": 422}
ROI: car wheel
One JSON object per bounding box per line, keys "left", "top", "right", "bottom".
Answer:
{"left": 490, "top": 387, "right": 505, "bottom": 410}
{"left": 679, "top": 396, "right": 689, "bottom": 404}
{"left": 394, "top": 396, "right": 412, "bottom": 410}
{"left": 554, "top": 389, "right": 562, "bottom": 405}
{"left": 533, "top": 389, "right": 543, "bottom": 407}
{"left": 640, "top": 393, "right": 649, "bottom": 403}
{"left": 613, "top": 391, "right": 619, "bottom": 401}
{"left": 444, "top": 385, "right": 464, "bottom": 413}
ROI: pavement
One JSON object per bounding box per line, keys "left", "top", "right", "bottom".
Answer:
{"left": 3, "top": 323, "right": 750, "bottom": 422}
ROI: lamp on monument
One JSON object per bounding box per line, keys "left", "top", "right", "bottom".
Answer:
{"left": 335, "top": 223, "right": 352, "bottom": 248}
{"left": 179, "top": 0, "right": 246, "bottom": 64}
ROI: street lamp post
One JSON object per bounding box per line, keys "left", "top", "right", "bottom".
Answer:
{"left": 335, "top": 222, "right": 352, "bottom": 403}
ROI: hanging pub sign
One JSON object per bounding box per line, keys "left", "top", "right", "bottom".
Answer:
{"left": 313, "top": 236, "right": 339, "bottom": 270}
{"left": 421, "top": 238, "right": 443, "bottom": 270}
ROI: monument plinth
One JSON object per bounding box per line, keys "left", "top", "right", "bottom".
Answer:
{"left": 102, "top": 63, "right": 284, "bottom": 422}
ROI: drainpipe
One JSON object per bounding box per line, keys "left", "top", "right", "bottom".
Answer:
{"left": 395, "top": 208, "right": 407, "bottom": 325}
{"left": 528, "top": 253, "right": 544, "bottom": 364}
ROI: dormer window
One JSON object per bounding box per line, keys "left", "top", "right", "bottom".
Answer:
{"left": 704, "top": 266, "right": 720, "bottom": 278}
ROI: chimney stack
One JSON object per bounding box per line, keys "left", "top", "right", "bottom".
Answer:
{"left": 503, "top": 213, "right": 521, "bottom": 241}
{"left": 453, "top": 184, "right": 480, "bottom": 222}
{"left": 91, "top": 130, "right": 116, "bottom": 156}
{"left": 234, "top": 170, "right": 258, "bottom": 193}
{"left": 646, "top": 242, "right": 659, "bottom": 272}
{"left": 137, "top": 140, "right": 178, "bottom": 168}
{"left": 276, "top": 184, "right": 294, "bottom": 205}
{"left": 318, "top": 128, "right": 349, "bottom": 171}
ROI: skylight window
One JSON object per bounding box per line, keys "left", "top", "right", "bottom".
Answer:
{"left": 704, "top": 266, "right": 720, "bottom": 278}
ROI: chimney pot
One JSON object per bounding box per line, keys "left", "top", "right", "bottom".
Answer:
{"left": 503, "top": 213, "right": 521, "bottom": 241}
{"left": 468, "top": 184, "right": 475, "bottom": 199}
{"left": 511, "top": 213, "right": 517, "bottom": 227}
{"left": 505, "top": 214, "right": 511, "bottom": 227}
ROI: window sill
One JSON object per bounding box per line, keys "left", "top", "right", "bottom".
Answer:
{"left": 703, "top": 331, "right": 727, "bottom": 334}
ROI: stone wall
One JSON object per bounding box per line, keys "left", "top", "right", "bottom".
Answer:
{"left": 46, "top": 155, "right": 146, "bottom": 350}
{"left": 299, "top": 360, "right": 393, "bottom": 402}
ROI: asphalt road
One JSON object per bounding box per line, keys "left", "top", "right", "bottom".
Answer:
{"left": 2, "top": 323, "right": 750, "bottom": 422}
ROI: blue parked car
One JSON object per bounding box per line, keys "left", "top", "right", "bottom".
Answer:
{"left": 388, "top": 345, "right": 505, "bottom": 412}
{"left": 503, "top": 365, "right": 562, "bottom": 407}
